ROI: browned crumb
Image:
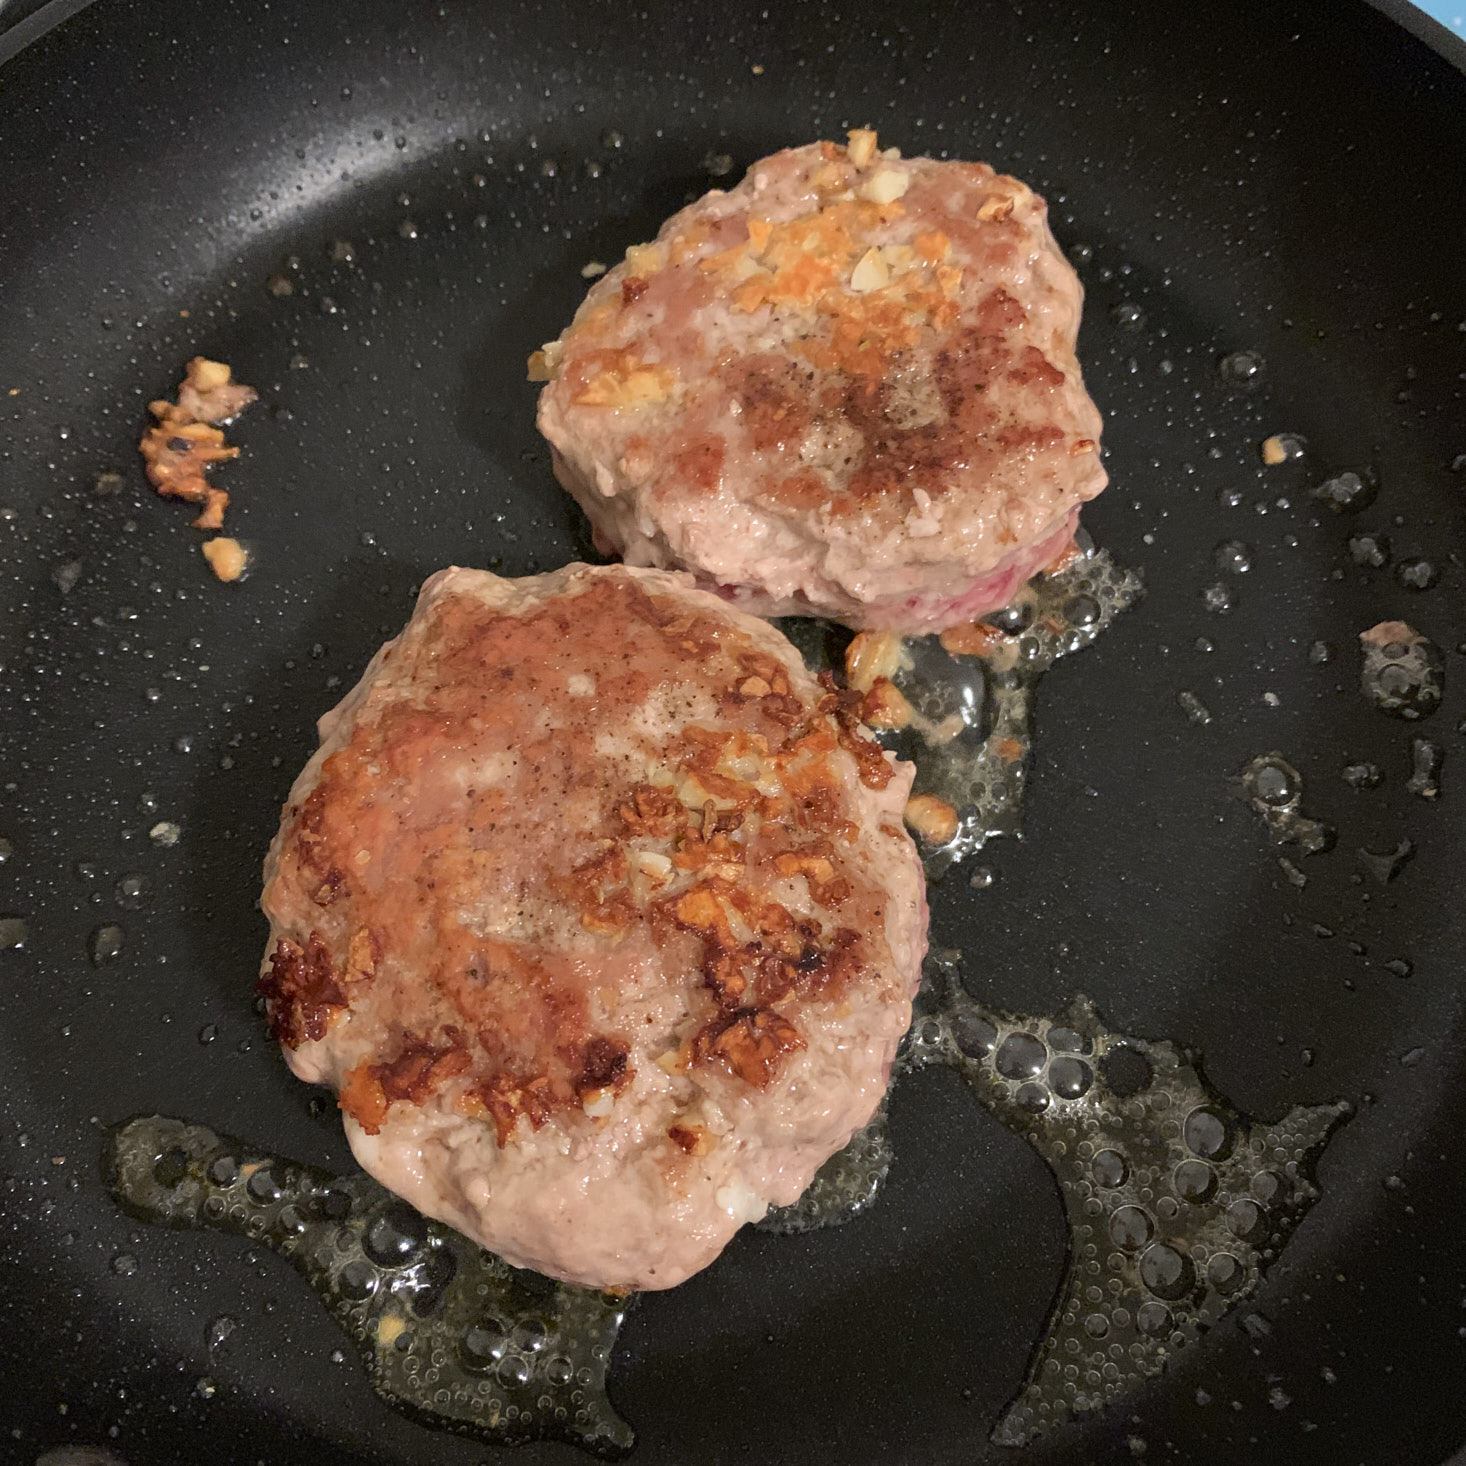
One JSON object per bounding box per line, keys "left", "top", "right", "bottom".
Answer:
{"left": 1360, "top": 619, "right": 1419, "bottom": 648}
{"left": 846, "top": 128, "right": 878, "bottom": 167}
{"left": 667, "top": 1122, "right": 712, "bottom": 1156}
{"left": 1261, "top": 434, "right": 1288, "bottom": 466}
{"left": 140, "top": 357, "right": 256, "bottom": 531}
{"left": 904, "top": 793, "right": 959, "bottom": 845}
{"left": 861, "top": 677, "right": 914, "bottom": 731}
{"left": 844, "top": 629, "right": 904, "bottom": 693}
{"left": 939, "top": 622, "right": 1006, "bottom": 658}
{"left": 202, "top": 537, "right": 248, "bottom": 582}
{"left": 174, "top": 356, "right": 257, "bottom": 425}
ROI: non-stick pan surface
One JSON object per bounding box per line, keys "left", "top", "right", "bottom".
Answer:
{"left": 2, "top": 1, "right": 1465, "bottom": 1462}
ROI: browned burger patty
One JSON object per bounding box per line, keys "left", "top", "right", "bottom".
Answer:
{"left": 534, "top": 132, "right": 1106, "bottom": 633}
{"left": 259, "top": 563, "right": 928, "bottom": 1290}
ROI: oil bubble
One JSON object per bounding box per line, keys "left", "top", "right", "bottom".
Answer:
{"left": 1135, "top": 1302, "right": 1171, "bottom": 1336}
{"left": 1138, "top": 1243, "right": 1194, "bottom": 1301}
{"left": 1347, "top": 531, "right": 1390, "bottom": 568}
{"left": 338, "top": 1259, "right": 378, "bottom": 1301}
{"left": 1183, "top": 1108, "right": 1232, "bottom": 1160}
{"left": 1062, "top": 593, "right": 1101, "bottom": 627}
{"left": 1236, "top": 754, "right": 1334, "bottom": 855}
{"left": 460, "top": 1322, "right": 507, "bottom": 1370}
{"left": 1049, "top": 1057, "right": 1093, "bottom": 1099}
{"left": 1176, "top": 690, "right": 1212, "bottom": 725}
{"left": 1396, "top": 557, "right": 1438, "bottom": 591}
{"left": 363, "top": 1201, "right": 429, "bottom": 1266}
{"left": 89, "top": 925, "right": 125, "bottom": 965}
{"left": 153, "top": 1147, "right": 189, "bottom": 1187}
{"left": 1311, "top": 469, "right": 1376, "bottom": 514}
{"left": 1108, "top": 1206, "right": 1154, "bottom": 1250}
{"left": 1357, "top": 839, "right": 1414, "bottom": 885}
{"left": 1091, "top": 1150, "right": 1128, "bottom": 1188}
{"left": 1047, "top": 1027, "right": 1091, "bottom": 1055}
{"left": 995, "top": 1031, "right": 1048, "bottom": 1080}
{"left": 1207, "top": 1252, "right": 1246, "bottom": 1294}
{"left": 1174, "top": 1159, "right": 1216, "bottom": 1202}
{"left": 114, "top": 874, "right": 149, "bottom": 908}
{"left": 1225, "top": 1198, "right": 1269, "bottom": 1243}
{"left": 1406, "top": 739, "right": 1443, "bottom": 799}
{"left": 951, "top": 1011, "right": 998, "bottom": 1060}
{"left": 245, "top": 1167, "right": 283, "bottom": 1204}
{"left": 1213, "top": 541, "right": 1253, "bottom": 575}
{"left": 1218, "top": 350, "right": 1265, "bottom": 385}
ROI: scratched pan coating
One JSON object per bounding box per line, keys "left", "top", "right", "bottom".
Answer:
{"left": 1, "top": 1, "right": 1465, "bottom": 1464}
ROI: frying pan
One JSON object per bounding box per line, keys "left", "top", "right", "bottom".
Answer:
{"left": 2, "top": 1, "right": 1465, "bottom": 1462}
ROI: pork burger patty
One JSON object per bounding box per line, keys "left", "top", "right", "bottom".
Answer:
{"left": 533, "top": 133, "right": 1106, "bottom": 633}
{"left": 260, "top": 563, "right": 928, "bottom": 1290}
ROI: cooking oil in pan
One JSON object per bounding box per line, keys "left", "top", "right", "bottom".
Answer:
{"left": 1234, "top": 752, "right": 1335, "bottom": 855}
{"left": 904, "top": 963, "right": 1349, "bottom": 1447}
{"left": 780, "top": 542, "right": 1144, "bottom": 877}
{"left": 105, "top": 1116, "right": 634, "bottom": 1458}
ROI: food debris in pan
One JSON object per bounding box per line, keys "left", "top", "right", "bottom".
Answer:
{"left": 105, "top": 1115, "right": 634, "bottom": 1458}
{"left": 201, "top": 535, "right": 249, "bottom": 582}
{"left": 1358, "top": 620, "right": 1444, "bottom": 720}
{"left": 1259, "top": 432, "right": 1306, "bottom": 466}
{"left": 139, "top": 356, "right": 257, "bottom": 533}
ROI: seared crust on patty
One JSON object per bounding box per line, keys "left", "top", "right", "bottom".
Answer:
{"left": 260, "top": 563, "right": 927, "bottom": 1289}
{"left": 535, "top": 135, "right": 1106, "bottom": 632}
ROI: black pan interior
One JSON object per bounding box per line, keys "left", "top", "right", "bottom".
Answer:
{"left": 2, "top": 1, "right": 1465, "bottom": 1463}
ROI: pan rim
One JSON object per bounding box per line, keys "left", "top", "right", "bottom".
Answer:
{"left": 3, "top": 0, "right": 1466, "bottom": 73}
{"left": 1367, "top": 0, "right": 1466, "bottom": 65}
